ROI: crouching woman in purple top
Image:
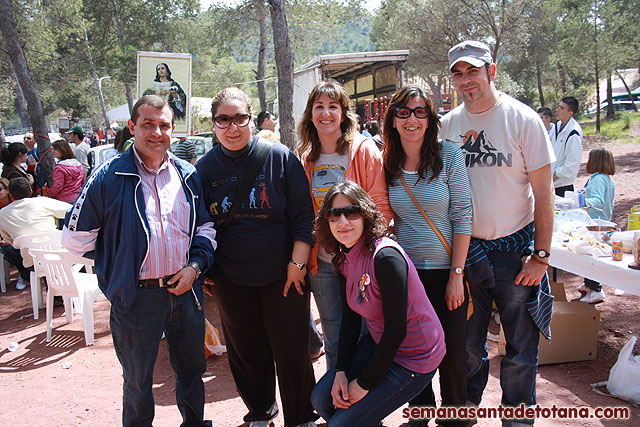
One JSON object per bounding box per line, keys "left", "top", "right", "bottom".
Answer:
{"left": 310, "top": 180, "right": 445, "bottom": 426}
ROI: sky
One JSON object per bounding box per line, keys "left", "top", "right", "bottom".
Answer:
{"left": 200, "top": 0, "right": 382, "bottom": 13}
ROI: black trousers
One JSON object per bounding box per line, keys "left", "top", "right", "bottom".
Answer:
{"left": 410, "top": 269, "right": 469, "bottom": 427}
{"left": 1, "top": 244, "right": 32, "bottom": 281}
{"left": 212, "top": 277, "right": 316, "bottom": 427}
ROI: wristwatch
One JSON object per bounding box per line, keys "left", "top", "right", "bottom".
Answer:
{"left": 450, "top": 266, "right": 463, "bottom": 275}
{"left": 187, "top": 261, "right": 202, "bottom": 279}
{"left": 533, "top": 249, "right": 550, "bottom": 258}
{"left": 290, "top": 260, "right": 306, "bottom": 270}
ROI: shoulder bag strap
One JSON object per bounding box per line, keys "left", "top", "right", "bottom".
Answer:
{"left": 400, "top": 174, "right": 474, "bottom": 319}
{"left": 399, "top": 175, "right": 452, "bottom": 256}
{"left": 218, "top": 137, "right": 273, "bottom": 235}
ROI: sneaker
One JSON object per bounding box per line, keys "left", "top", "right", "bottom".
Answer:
{"left": 579, "top": 289, "right": 605, "bottom": 304}
{"left": 614, "top": 288, "right": 625, "bottom": 295}
{"left": 577, "top": 283, "right": 588, "bottom": 293}
{"left": 16, "top": 277, "right": 27, "bottom": 290}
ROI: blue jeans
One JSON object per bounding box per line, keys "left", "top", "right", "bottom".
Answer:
{"left": 310, "top": 260, "right": 367, "bottom": 371}
{"left": 309, "top": 311, "right": 324, "bottom": 354}
{"left": 466, "top": 251, "right": 538, "bottom": 425}
{"left": 110, "top": 287, "right": 210, "bottom": 427}
{"left": 309, "top": 260, "right": 344, "bottom": 371}
{"left": 311, "top": 334, "right": 434, "bottom": 427}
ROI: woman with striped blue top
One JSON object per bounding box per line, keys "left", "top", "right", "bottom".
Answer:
{"left": 383, "top": 85, "right": 472, "bottom": 427}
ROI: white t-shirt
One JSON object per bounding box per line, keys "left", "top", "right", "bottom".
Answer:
{"left": 439, "top": 93, "right": 555, "bottom": 240}
{"left": 311, "top": 151, "right": 349, "bottom": 262}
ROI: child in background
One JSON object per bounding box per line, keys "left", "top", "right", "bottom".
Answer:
{"left": 579, "top": 148, "right": 616, "bottom": 303}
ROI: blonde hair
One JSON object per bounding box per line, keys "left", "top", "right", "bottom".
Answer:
{"left": 256, "top": 129, "right": 280, "bottom": 143}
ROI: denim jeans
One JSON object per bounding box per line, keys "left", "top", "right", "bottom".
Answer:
{"left": 110, "top": 286, "right": 210, "bottom": 427}
{"left": 310, "top": 260, "right": 367, "bottom": 371}
{"left": 309, "top": 311, "right": 324, "bottom": 354}
{"left": 311, "top": 334, "right": 434, "bottom": 427}
{"left": 309, "top": 260, "right": 344, "bottom": 371}
{"left": 466, "top": 251, "right": 538, "bottom": 426}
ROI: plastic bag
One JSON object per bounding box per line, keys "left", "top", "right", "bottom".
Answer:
{"left": 607, "top": 336, "right": 640, "bottom": 404}
{"left": 204, "top": 318, "right": 226, "bottom": 358}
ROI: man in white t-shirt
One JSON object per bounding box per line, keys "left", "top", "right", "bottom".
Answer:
{"left": 550, "top": 97, "right": 583, "bottom": 197}
{"left": 67, "top": 125, "right": 90, "bottom": 178}
{"left": 440, "top": 40, "right": 555, "bottom": 425}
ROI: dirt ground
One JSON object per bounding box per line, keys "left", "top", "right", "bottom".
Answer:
{"left": 1, "top": 137, "right": 639, "bottom": 426}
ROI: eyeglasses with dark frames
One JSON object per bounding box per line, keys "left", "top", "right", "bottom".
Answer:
{"left": 214, "top": 114, "right": 252, "bottom": 129}
{"left": 394, "top": 106, "right": 429, "bottom": 119}
{"left": 327, "top": 205, "right": 362, "bottom": 222}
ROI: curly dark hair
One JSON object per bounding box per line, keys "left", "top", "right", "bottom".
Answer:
{"left": 383, "top": 85, "right": 442, "bottom": 185}
{"left": 314, "top": 180, "right": 394, "bottom": 270}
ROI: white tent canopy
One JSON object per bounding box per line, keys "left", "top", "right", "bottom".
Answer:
{"left": 107, "top": 97, "right": 212, "bottom": 122}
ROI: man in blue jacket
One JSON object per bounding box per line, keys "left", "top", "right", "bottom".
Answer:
{"left": 62, "top": 95, "right": 216, "bottom": 427}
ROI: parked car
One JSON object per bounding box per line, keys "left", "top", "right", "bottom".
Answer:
{"left": 87, "top": 144, "right": 118, "bottom": 176}
{"left": 169, "top": 136, "right": 214, "bottom": 161}
{"left": 585, "top": 101, "right": 640, "bottom": 116}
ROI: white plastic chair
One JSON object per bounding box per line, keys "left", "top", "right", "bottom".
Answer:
{"left": 29, "top": 248, "right": 102, "bottom": 346}
{"left": 13, "top": 231, "right": 69, "bottom": 319}
{"left": 0, "top": 253, "right": 11, "bottom": 292}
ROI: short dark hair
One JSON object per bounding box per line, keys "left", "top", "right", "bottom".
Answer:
{"left": 586, "top": 148, "right": 615, "bottom": 175}
{"left": 131, "top": 95, "right": 174, "bottom": 125}
{"left": 537, "top": 107, "right": 553, "bottom": 119}
{"left": 51, "top": 139, "right": 75, "bottom": 160}
{"left": 561, "top": 97, "right": 579, "bottom": 114}
{"left": 256, "top": 111, "right": 271, "bottom": 127}
{"left": 9, "top": 177, "right": 32, "bottom": 200}
{"left": 367, "top": 120, "right": 380, "bottom": 136}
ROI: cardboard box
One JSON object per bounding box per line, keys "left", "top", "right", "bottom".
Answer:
{"left": 549, "top": 280, "right": 567, "bottom": 302}
{"left": 498, "top": 301, "right": 600, "bottom": 365}
{"left": 628, "top": 213, "right": 640, "bottom": 230}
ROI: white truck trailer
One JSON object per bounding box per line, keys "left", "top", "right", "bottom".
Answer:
{"left": 288, "top": 50, "right": 409, "bottom": 123}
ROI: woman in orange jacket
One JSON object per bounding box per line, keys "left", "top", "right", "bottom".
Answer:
{"left": 298, "top": 79, "right": 391, "bottom": 371}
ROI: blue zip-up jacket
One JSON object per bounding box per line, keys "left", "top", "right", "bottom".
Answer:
{"left": 62, "top": 147, "right": 216, "bottom": 310}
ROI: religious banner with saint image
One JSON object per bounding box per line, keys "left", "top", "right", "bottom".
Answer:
{"left": 137, "top": 51, "right": 192, "bottom": 136}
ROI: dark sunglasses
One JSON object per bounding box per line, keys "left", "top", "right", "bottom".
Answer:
{"left": 327, "top": 205, "right": 362, "bottom": 222}
{"left": 214, "top": 114, "right": 252, "bottom": 129}
{"left": 394, "top": 106, "right": 429, "bottom": 119}
{"left": 24, "top": 137, "right": 33, "bottom": 141}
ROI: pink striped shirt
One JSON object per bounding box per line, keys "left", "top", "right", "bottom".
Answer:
{"left": 133, "top": 147, "right": 191, "bottom": 279}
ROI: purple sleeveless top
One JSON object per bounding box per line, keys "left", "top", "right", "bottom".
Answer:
{"left": 340, "top": 236, "right": 445, "bottom": 373}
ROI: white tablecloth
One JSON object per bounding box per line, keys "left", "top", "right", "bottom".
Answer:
{"left": 550, "top": 239, "right": 640, "bottom": 296}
